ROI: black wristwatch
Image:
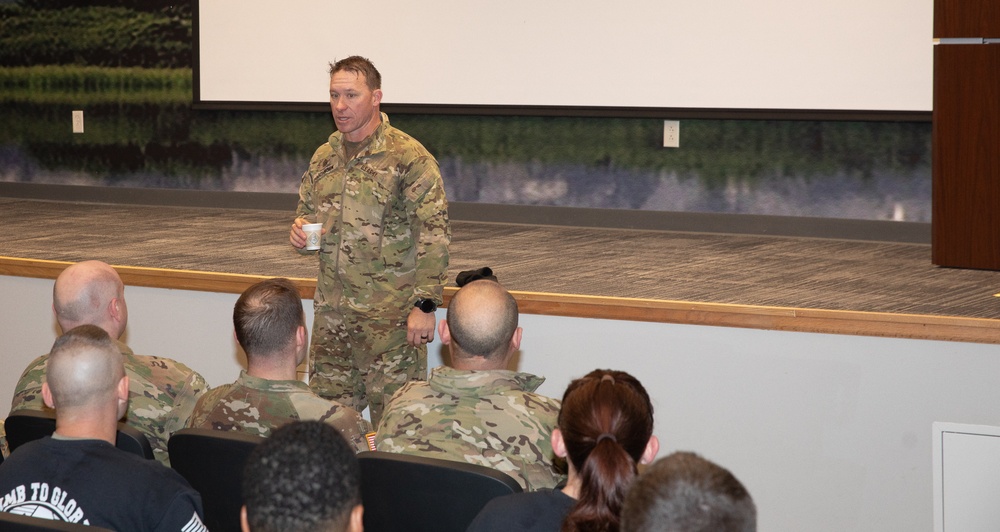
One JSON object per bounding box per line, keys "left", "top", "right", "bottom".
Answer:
{"left": 414, "top": 298, "right": 437, "bottom": 313}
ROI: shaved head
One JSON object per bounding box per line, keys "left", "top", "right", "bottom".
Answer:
{"left": 46, "top": 324, "right": 125, "bottom": 410}
{"left": 53, "top": 261, "right": 127, "bottom": 337}
{"left": 445, "top": 280, "right": 518, "bottom": 361}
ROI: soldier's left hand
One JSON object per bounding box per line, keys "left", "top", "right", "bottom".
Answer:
{"left": 406, "top": 308, "right": 436, "bottom": 346}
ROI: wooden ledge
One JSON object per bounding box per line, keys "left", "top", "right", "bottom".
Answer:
{"left": 3, "top": 256, "right": 998, "bottom": 345}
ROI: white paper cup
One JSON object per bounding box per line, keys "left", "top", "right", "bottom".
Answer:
{"left": 302, "top": 223, "right": 323, "bottom": 250}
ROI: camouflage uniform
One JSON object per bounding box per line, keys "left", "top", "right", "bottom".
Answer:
{"left": 9, "top": 339, "right": 207, "bottom": 465}
{"left": 186, "top": 370, "right": 373, "bottom": 453}
{"left": 296, "top": 113, "right": 450, "bottom": 426}
{"left": 375, "top": 366, "right": 563, "bottom": 491}
{"left": 0, "top": 419, "right": 7, "bottom": 458}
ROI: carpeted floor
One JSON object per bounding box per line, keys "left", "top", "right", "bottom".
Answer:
{"left": 1, "top": 197, "right": 999, "bottom": 319}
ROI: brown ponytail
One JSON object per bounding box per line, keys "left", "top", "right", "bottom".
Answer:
{"left": 559, "top": 370, "right": 654, "bottom": 532}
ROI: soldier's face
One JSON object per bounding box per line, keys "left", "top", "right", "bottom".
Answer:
{"left": 329, "top": 70, "right": 382, "bottom": 143}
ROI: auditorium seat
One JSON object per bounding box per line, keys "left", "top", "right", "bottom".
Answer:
{"left": 0, "top": 513, "right": 112, "bottom": 531}
{"left": 168, "top": 427, "right": 264, "bottom": 532}
{"left": 357, "top": 451, "right": 523, "bottom": 532}
{"left": 4, "top": 409, "right": 153, "bottom": 459}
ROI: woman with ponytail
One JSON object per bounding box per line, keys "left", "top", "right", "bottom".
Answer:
{"left": 468, "top": 369, "right": 659, "bottom": 532}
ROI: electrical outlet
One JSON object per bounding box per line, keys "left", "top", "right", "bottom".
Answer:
{"left": 72, "top": 110, "right": 84, "bottom": 133}
{"left": 663, "top": 120, "right": 679, "bottom": 148}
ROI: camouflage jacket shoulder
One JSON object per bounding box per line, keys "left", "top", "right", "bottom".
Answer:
{"left": 10, "top": 340, "right": 207, "bottom": 465}
{"left": 375, "top": 367, "right": 562, "bottom": 490}
{"left": 187, "top": 370, "right": 373, "bottom": 452}
{"left": 296, "top": 113, "right": 450, "bottom": 317}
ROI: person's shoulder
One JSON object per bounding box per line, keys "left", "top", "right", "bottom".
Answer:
{"left": 381, "top": 122, "right": 434, "bottom": 159}
{"left": 293, "top": 388, "right": 364, "bottom": 418}
{"left": 10, "top": 354, "right": 51, "bottom": 411}
{"left": 116, "top": 448, "right": 200, "bottom": 495}
{"left": 13, "top": 353, "right": 49, "bottom": 387}
{"left": 127, "top": 353, "right": 207, "bottom": 390}
{"left": 190, "top": 382, "right": 235, "bottom": 409}
{"left": 127, "top": 352, "right": 202, "bottom": 378}
{"left": 468, "top": 490, "right": 572, "bottom": 532}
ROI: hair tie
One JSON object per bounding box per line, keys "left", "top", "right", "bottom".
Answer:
{"left": 596, "top": 433, "right": 617, "bottom": 444}
{"left": 601, "top": 374, "right": 615, "bottom": 384}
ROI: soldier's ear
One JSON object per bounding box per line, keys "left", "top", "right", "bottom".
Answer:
{"left": 348, "top": 504, "right": 364, "bottom": 532}
{"left": 510, "top": 327, "right": 522, "bottom": 352}
{"left": 438, "top": 319, "right": 451, "bottom": 345}
{"left": 42, "top": 382, "right": 56, "bottom": 409}
{"left": 640, "top": 435, "right": 660, "bottom": 465}
{"left": 551, "top": 428, "right": 567, "bottom": 458}
{"left": 295, "top": 325, "right": 307, "bottom": 351}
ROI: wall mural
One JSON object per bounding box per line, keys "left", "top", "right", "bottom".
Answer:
{"left": 0, "top": 1, "right": 931, "bottom": 221}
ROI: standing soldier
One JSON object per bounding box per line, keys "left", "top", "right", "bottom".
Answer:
{"left": 289, "top": 56, "right": 450, "bottom": 426}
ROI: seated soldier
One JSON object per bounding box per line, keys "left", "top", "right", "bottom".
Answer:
{"left": 187, "top": 278, "right": 373, "bottom": 452}
{"left": 376, "top": 280, "right": 562, "bottom": 490}
{"left": 9, "top": 260, "right": 206, "bottom": 464}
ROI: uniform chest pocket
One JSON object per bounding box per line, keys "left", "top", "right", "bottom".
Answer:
{"left": 341, "top": 167, "right": 398, "bottom": 256}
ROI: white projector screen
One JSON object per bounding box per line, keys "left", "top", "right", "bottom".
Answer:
{"left": 195, "top": 0, "right": 933, "bottom": 113}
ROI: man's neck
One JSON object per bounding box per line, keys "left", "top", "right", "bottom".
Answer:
{"left": 247, "top": 354, "right": 298, "bottom": 381}
{"left": 449, "top": 353, "right": 508, "bottom": 371}
{"left": 54, "top": 411, "right": 118, "bottom": 445}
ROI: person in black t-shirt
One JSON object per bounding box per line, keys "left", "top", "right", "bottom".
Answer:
{"left": 0, "top": 325, "right": 207, "bottom": 531}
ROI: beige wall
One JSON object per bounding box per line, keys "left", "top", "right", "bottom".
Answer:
{"left": 3, "top": 273, "right": 1000, "bottom": 531}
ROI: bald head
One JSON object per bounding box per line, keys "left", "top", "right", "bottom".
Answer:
{"left": 45, "top": 325, "right": 126, "bottom": 411}
{"left": 445, "top": 280, "right": 519, "bottom": 363}
{"left": 53, "top": 261, "right": 127, "bottom": 337}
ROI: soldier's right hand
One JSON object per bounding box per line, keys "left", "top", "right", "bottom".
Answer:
{"left": 290, "top": 218, "right": 308, "bottom": 248}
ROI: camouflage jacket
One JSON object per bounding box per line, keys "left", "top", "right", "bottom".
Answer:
{"left": 9, "top": 339, "right": 207, "bottom": 465}
{"left": 375, "top": 366, "right": 563, "bottom": 490}
{"left": 186, "top": 370, "right": 373, "bottom": 452}
{"left": 296, "top": 113, "right": 451, "bottom": 318}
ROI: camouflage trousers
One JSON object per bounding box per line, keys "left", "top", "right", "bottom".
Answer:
{"left": 308, "top": 309, "right": 427, "bottom": 427}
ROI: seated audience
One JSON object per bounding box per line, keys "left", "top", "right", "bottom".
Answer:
{"left": 468, "top": 369, "right": 659, "bottom": 532}
{"left": 620, "top": 451, "right": 756, "bottom": 532}
{"left": 241, "top": 420, "right": 363, "bottom": 532}
{"left": 376, "top": 279, "right": 562, "bottom": 490}
{"left": 9, "top": 260, "right": 206, "bottom": 464}
{"left": 187, "top": 278, "right": 372, "bottom": 451}
{"left": 0, "top": 325, "right": 207, "bottom": 531}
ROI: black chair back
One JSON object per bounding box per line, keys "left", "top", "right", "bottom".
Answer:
{"left": 0, "top": 513, "right": 112, "bottom": 531}
{"left": 357, "top": 451, "right": 523, "bottom": 532}
{"left": 4, "top": 410, "right": 153, "bottom": 459}
{"left": 168, "top": 427, "right": 264, "bottom": 532}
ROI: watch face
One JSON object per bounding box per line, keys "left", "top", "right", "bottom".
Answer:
{"left": 417, "top": 299, "right": 436, "bottom": 313}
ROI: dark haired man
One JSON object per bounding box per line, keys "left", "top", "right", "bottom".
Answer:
{"left": 621, "top": 451, "right": 756, "bottom": 532}
{"left": 375, "top": 280, "right": 561, "bottom": 490}
{"left": 187, "top": 278, "right": 372, "bottom": 452}
{"left": 241, "top": 420, "right": 363, "bottom": 532}
{"left": 0, "top": 325, "right": 207, "bottom": 531}
{"left": 289, "top": 55, "right": 450, "bottom": 427}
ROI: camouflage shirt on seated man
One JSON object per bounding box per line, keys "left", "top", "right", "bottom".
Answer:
{"left": 186, "top": 370, "right": 374, "bottom": 453}
{"left": 375, "top": 366, "right": 563, "bottom": 490}
{"left": 10, "top": 339, "right": 207, "bottom": 465}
